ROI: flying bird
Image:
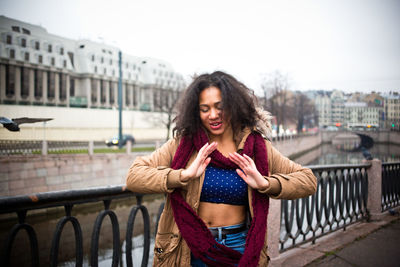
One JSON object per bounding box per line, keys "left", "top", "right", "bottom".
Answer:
{"left": 0, "top": 117, "right": 53, "bottom": 132}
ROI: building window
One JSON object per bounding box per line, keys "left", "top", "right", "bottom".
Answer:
{"left": 12, "top": 26, "right": 20, "bottom": 32}
{"left": 59, "top": 73, "right": 67, "bottom": 101}
{"left": 51, "top": 57, "right": 55, "bottom": 66}
{"left": 38, "top": 55, "right": 43, "bottom": 64}
{"left": 34, "top": 69, "right": 43, "bottom": 99}
{"left": 22, "top": 28, "right": 31, "bottom": 35}
{"left": 70, "top": 78, "right": 75, "bottom": 97}
{"left": 91, "top": 54, "right": 95, "bottom": 62}
{"left": 6, "top": 35, "right": 12, "bottom": 44}
{"left": 63, "top": 60, "right": 67, "bottom": 68}
{"left": 5, "top": 65, "right": 15, "bottom": 97}
{"left": 21, "top": 38, "right": 27, "bottom": 47}
{"left": 21, "top": 67, "right": 30, "bottom": 99}
{"left": 24, "top": 52, "right": 30, "bottom": 61}
{"left": 48, "top": 44, "right": 52, "bottom": 53}
{"left": 9, "top": 49, "right": 15, "bottom": 59}
{"left": 101, "top": 80, "right": 106, "bottom": 104}
{"left": 94, "top": 66, "right": 97, "bottom": 73}
{"left": 35, "top": 41, "right": 40, "bottom": 50}
{"left": 60, "top": 47, "right": 64, "bottom": 55}
{"left": 101, "top": 57, "right": 104, "bottom": 63}
{"left": 47, "top": 71, "right": 55, "bottom": 99}
{"left": 109, "top": 59, "right": 112, "bottom": 65}
{"left": 103, "top": 68, "right": 107, "bottom": 75}
{"left": 67, "top": 52, "right": 74, "bottom": 67}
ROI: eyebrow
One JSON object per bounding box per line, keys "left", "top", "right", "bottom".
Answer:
{"left": 199, "top": 101, "right": 222, "bottom": 107}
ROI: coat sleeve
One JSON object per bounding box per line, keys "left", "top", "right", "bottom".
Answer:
{"left": 258, "top": 140, "right": 317, "bottom": 200}
{"left": 125, "top": 138, "right": 189, "bottom": 194}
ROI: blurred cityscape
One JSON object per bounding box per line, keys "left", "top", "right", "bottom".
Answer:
{"left": 0, "top": 15, "right": 399, "bottom": 142}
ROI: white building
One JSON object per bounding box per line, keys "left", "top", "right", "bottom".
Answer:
{"left": 383, "top": 92, "right": 400, "bottom": 130}
{"left": 314, "top": 91, "right": 332, "bottom": 128}
{"left": 0, "top": 16, "right": 186, "bottom": 141}
{"left": 344, "top": 102, "right": 383, "bottom": 129}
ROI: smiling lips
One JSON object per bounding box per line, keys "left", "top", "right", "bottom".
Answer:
{"left": 210, "top": 121, "right": 222, "bottom": 130}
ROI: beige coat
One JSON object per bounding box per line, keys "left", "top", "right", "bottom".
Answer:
{"left": 126, "top": 130, "right": 317, "bottom": 266}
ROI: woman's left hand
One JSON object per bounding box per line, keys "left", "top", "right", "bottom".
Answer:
{"left": 228, "top": 152, "right": 269, "bottom": 190}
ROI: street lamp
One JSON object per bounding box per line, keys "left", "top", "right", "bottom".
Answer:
{"left": 118, "top": 50, "right": 123, "bottom": 148}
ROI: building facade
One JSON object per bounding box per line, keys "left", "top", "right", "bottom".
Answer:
{"left": 383, "top": 92, "right": 400, "bottom": 130}
{"left": 344, "top": 102, "right": 383, "bottom": 129}
{"left": 0, "top": 16, "right": 185, "bottom": 111}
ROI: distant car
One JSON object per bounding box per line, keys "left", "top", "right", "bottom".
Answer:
{"left": 105, "top": 134, "right": 135, "bottom": 147}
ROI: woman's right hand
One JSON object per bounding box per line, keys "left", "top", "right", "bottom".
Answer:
{"left": 180, "top": 142, "right": 217, "bottom": 182}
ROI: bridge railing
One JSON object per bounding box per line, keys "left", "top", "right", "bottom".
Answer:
{"left": 0, "top": 140, "right": 106, "bottom": 155}
{"left": 0, "top": 185, "right": 162, "bottom": 267}
{"left": 279, "top": 163, "right": 370, "bottom": 252}
{"left": 382, "top": 162, "right": 400, "bottom": 211}
{"left": 1, "top": 161, "right": 398, "bottom": 266}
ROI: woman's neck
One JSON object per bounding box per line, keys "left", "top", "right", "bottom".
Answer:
{"left": 208, "top": 127, "right": 237, "bottom": 156}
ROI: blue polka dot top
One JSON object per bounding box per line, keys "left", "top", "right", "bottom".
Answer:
{"left": 200, "top": 165, "right": 248, "bottom": 205}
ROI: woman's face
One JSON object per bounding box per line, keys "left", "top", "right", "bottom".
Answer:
{"left": 199, "top": 86, "right": 229, "bottom": 138}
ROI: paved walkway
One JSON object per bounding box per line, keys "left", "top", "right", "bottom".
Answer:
{"left": 270, "top": 212, "right": 400, "bottom": 267}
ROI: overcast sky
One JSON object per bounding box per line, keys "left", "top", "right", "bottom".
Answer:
{"left": 1, "top": 0, "right": 399, "bottom": 94}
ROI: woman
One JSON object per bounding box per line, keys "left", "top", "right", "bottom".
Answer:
{"left": 126, "top": 71, "right": 317, "bottom": 267}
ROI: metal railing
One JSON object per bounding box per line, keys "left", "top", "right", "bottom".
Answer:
{"left": 2, "top": 162, "right": 397, "bottom": 265}
{"left": 279, "top": 163, "right": 370, "bottom": 251}
{"left": 271, "top": 132, "right": 318, "bottom": 142}
{"left": 382, "top": 162, "right": 400, "bottom": 211}
{"left": 0, "top": 140, "right": 107, "bottom": 155}
{"left": 0, "top": 185, "right": 162, "bottom": 267}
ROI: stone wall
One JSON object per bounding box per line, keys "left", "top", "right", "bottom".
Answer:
{"left": 0, "top": 133, "right": 324, "bottom": 197}
{"left": 272, "top": 134, "right": 322, "bottom": 158}
{"left": 0, "top": 153, "right": 147, "bottom": 197}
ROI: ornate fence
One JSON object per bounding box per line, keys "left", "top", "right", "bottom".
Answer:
{"left": 0, "top": 186, "right": 162, "bottom": 267}
{"left": 381, "top": 162, "right": 400, "bottom": 211}
{"left": 279, "top": 163, "right": 370, "bottom": 251}
{"left": 2, "top": 161, "right": 399, "bottom": 266}
{"left": 0, "top": 140, "right": 106, "bottom": 155}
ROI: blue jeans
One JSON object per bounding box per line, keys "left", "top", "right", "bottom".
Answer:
{"left": 191, "top": 223, "right": 247, "bottom": 267}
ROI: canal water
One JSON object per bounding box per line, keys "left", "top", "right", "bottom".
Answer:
{"left": 2, "top": 142, "right": 399, "bottom": 266}
{"left": 294, "top": 143, "right": 400, "bottom": 166}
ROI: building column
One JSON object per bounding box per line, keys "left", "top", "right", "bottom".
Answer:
{"left": 29, "top": 68, "right": 34, "bottom": 104}
{"left": 54, "top": 72, "right": 60, "bottom": 105}
{"left": 15, "top": 66, "right": 21, "bottom": 102}
{"left": 42, "top": 71, "right": 48, "bottom": 104}
{"left": 96, "top": 78, "right": 101, "bottom": 107}
{"left": 0, "top": 64, "right": 6, "bottom": 102}
{"left": 105, "top": 79, "right": 110, "bottom": 108}
{"left": 66, "top": 73, "right": 70, "bottom": 107}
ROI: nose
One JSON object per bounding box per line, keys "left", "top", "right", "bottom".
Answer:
{"left": 209, "top": 108, "right": 219, "bottom": 119}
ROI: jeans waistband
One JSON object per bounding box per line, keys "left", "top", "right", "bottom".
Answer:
{"left": 208, "top": 223, "right": 246, "bottom": 240}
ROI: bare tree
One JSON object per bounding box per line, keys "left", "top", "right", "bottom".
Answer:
{"left": 293, "top": 91, "right": 316, "bottom": 133}
{"left": 151, "top": 86, "right": 183, "bottom": 141}
{"left": 260, "top": 71, "right": 294, "bottom": 134}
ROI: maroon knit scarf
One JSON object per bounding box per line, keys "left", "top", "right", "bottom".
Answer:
{"left": 169, "top": 129, "right": 270, "bottom": 267}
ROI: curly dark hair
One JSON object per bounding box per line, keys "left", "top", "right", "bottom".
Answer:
{"left": 173, "top": 71, "right": 259, "bottom": 138}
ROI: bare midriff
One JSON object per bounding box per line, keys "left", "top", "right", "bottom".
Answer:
{"left": 198, "top": 202, "right": 246, "bottom": 227}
